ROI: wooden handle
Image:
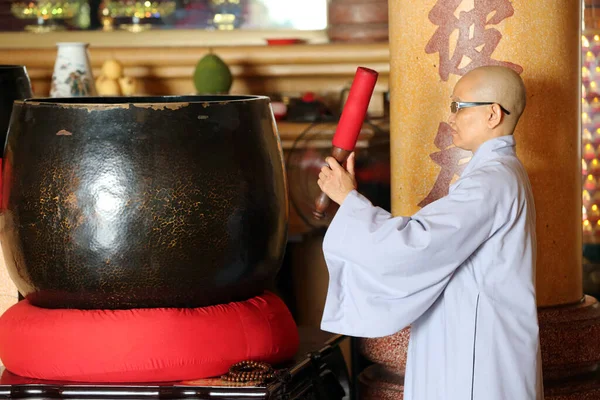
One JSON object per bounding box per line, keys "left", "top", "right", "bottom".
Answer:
{"left": 313, "top": 147, "right": 352, "bottom": 220}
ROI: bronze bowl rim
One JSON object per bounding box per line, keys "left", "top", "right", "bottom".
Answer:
{"left": 14, "top": 95, "right": 270, "bottom": 109}
{"left": 0, "top": 65, "right": 28, "bottom": 70}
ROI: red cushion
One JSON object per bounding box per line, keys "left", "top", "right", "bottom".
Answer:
{"left": 0, "top": 291, "right": 299, "bottom": 383}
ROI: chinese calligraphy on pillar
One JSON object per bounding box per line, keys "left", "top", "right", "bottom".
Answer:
{"left": 418, "top": 123, "right": 471, "bottom": 207}
{"left": 419, "top": 0, "right": 523, "bottom": 207}
{"left": 425, "top": 0, "right": 523, "bottom": 81}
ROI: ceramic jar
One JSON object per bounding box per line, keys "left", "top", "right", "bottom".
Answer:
{"left": 50, "top": 43, "right": 97, "bottom": 98}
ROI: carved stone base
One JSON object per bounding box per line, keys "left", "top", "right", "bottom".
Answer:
{"left": 539, "top": 295, "right": 600, "bottom": 378}
{"left": 358, "top": 365, "right": 600, "bottom": 400}
{"left": 355, "top": 295, "right": 600, "bottom": 399}
{"left": 358, "top": 328, "right": 409, "bottom": 374}
{"left": 540, "top": 295, "right": 600, "bottom": 398}
{"left": 544, "top": 369, "right": 600, "bottom": 400}
{"left": 358, "top": 364, "right": 404, "bottom": 400}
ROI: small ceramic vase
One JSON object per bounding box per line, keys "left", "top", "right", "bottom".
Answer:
{"left": 50, "top": 42, "right": 97, "bottom": 97}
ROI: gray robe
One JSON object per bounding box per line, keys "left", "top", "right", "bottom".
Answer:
{"left": 321, "top": 136, "right": 544, "bottom": 399}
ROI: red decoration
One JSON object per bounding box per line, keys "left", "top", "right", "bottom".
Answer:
{"left": 0, "top": 291, "right": 298, "bottom": 383}
{"left": 332, "top": 67, "right": 378, "bottom": 151}
{"left": 301, "top": 92, "right": 317, "bottom": 102}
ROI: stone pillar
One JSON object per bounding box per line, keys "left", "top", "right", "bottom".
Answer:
{"left": 359, "top": 1, "right": 600, "bottom": 399}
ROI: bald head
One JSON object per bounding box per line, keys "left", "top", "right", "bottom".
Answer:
{"left": 456, "top": 66, "right": 527, "bottom": 133}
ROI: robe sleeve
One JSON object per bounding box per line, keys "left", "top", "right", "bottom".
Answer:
{"left": 320, "top": 172, "right": 499, "bottom": 338}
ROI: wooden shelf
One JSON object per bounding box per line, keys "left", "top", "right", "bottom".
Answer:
{"left": 0, "top": 29, "right": 329, "bottom": 49}
{"left": 0, "top": 41, "right": 390, "bottom": 101}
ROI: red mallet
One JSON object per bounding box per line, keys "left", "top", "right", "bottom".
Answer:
{"left": 313, "top": 66, "right": 378, "bottom": 220}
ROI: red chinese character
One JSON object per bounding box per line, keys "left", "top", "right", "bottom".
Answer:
{"left": 425, "top": 0, "right": 523, "bottom": 81}
{"left": 419, "top": 123, "right": 472, "bottom": 207}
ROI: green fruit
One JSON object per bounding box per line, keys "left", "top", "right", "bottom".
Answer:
{"left": 193, "top": 53, "right": 233, "bottom": 94}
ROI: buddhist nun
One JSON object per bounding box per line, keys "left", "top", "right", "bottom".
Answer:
{"left": 317, "top": 66, "right": 544, "bottom": 400}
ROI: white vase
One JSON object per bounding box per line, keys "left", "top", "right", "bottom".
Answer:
{"left": 50, "top": 42, "right": 97, "bottom": 98}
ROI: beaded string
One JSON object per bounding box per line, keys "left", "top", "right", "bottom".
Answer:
{"left": 221, "top": 360, "right": 275, "bottom": 384}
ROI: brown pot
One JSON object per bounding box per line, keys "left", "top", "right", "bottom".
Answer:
{"left": 328, "top": 0, "right": 388, "bottom": 25}
{"left": 327, "top": 0, "right": 389, "bottom": 42}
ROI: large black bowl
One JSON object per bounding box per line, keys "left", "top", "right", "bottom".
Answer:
{"left": 0, "top": 65, "right": 32, "bottom": 150}
{"left": 1, "top": 95, "right": 288, "bottom": 309}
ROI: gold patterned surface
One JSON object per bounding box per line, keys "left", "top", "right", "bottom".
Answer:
{"left": 389, "top": 0, "right": 581, "bottom": 307}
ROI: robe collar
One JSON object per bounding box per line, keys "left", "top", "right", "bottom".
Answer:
{"left": 459, "top": 135, "right": 516, "bottom": 178}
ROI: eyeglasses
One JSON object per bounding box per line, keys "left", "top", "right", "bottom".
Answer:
{"left": 450, "top": 101, "right": 511, "bottom": 115}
